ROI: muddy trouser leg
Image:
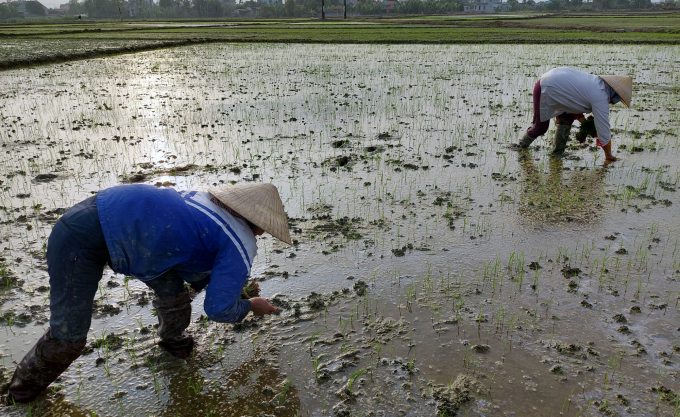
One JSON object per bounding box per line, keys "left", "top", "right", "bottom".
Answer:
{"left": 553, "top": 113, "right": 575, "bottom": 155}
{"left": 8, "top": 196, "right": 108, "bottom": 403}
{"left": 7, "top": 329, "right": 87, "bottom": 403}
{"left": 143, "top": 270, "right": 194, "bottom": 359}
{"left": 521, "top": 80, "right": 550, "bottom": 148}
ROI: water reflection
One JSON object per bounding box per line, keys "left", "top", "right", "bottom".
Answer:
{"left": 517, "top": 153, "right": 608, "bottom": 223}
{"left": 157, "top": 353, "right": 301, "bottom": 417}
{"left": 5, "top": 345, "right": 299, "bottom": 417}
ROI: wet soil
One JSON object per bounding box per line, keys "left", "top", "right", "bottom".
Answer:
{"left": 0, "top": 44, "right": 679, "bottom": 416}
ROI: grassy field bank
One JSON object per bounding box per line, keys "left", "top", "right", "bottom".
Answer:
{"left": 0, "top": 12, "right": 679, "bottom": 69}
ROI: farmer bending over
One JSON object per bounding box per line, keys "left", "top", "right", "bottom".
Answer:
{"left": 6, "top": 183, "right": 291, "bottom": 403}
{"left": 516, "top": 66, "right": 632, "bottom": 161}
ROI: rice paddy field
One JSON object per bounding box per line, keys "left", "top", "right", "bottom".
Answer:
{"left": 0, "top": 41, "right": 679, "bottom": 417}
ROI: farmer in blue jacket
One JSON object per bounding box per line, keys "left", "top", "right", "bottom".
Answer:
{"left": 7, "top": 183, "right": 291, "bottom": 403}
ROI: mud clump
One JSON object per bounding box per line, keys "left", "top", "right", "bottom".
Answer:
{"left": 125, "top": 172, "right": 148, "bottom": 183}
{"left": 391, "top": 243, "right": 414, "bottom": 257}
{"left": 561, "top": 266, "right": 581, "bottom": 277}
{"left": 38, "top": 207, "right": 68, "bottom": 223}
{"left": 0, "top": 365, "right": 10, "bottom": 392}
{"left": 580, "top": 300, "right": 593, "bottom": 308}
{"left": 307, "top": 292, "right": 326, "bottom": 310}
{"left": 353, "top": 280, "right": 368, "bottom": 296}
{"left": 364, "top": 145, "right": 384, "bottom": 153}
{"left": 332, "top": 402, "right": 351, "bottom": 417}
{"left": 648, "top": 301, "right": 668, "bottom": 310}
{"left": 616, "top": 325, "right": 631, "bottom": 334}
{"left": 331, "top": 139, "right": 349, "bottom": 149}
{"left": 612, "top": 313, "right": 627, "bottom": 323}
{"left": 554, "top": 342, "right": 584, "bottom": 358}
{"left": 597, "top": 402, "right": 619, "bottom": 416}
{"left": 269, "top": 294, "right": 291, "bottom": 311}
{"left": 335, "top": 156, "right": 351, "bottom": 167}
{"left": 616, "top": 393, "right": 630, "bottom": 406}
{"left": 651, "top": 385, "right": 678, "bottom": 402}
{"left": 88, "top": 332, "right": 125, "bottom": 351}
{"left": 0, "top": 267, "right": 24, "bottom": 289}
{"left": 567, "top": 280, "right": 579, "bottom": 292}
{"left": 629, "top": 306, "right": 642, "bottom": 314}
{"left": 586, "top": 347, "right": 600, "bottom": 357}
{"left": 367, "top": 316, "right": 407, "bottom": 337}
{"left": 312, "top": 216, "right": 363, "bottom": 240}
{"left": 323, "top": 154, "right": 354, "bottom": 169}
{"left": 320, "top": 349, "right": 361, "bottom": 377}
{"left": 549, "top": 364, "right": 564, "bottom": 374}
{"left": 528, "top": 261, "right": 541, "bottom": 270}
{"left": 334, "top": 379, "right": 364, "bottom": 401}
{"left": 233, "top": 315, "right": 263, "bottom": 332}
{"left": 471, "top": 344, "right": 490, "bottom": 353}
{"left": 432, "top": 375, "right": 483, "bottom": 416}
{"left": 0, "top": 310, "right": 34, "bottom": 327}
{"left": 33, "top": 173, "right": 58, "bottom": 182}
{"left": 92, "top": 302, "right": 122, "bottom": 318}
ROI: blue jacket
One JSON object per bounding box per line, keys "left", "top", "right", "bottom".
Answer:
{"left": 96, "top": 185, "right": 257, "bottom": 323}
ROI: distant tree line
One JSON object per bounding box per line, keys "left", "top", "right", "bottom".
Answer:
{"left": 507, "top": 0, "right": 660, "bottom": 10}
{"left": 61, "top": 0, "right": 464, "bottom": 18}
{"left": 1, "top": 0, "right": 676, "bottom": 20}
{"left": 394, "top": 0, "right": 463, "bottom": 14}
{"left": 0, "top": 3, "right": 21, "bottom": 18}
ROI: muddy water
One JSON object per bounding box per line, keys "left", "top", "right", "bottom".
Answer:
{"left": 0, "top": 44, "right": 679, "bottom": 416}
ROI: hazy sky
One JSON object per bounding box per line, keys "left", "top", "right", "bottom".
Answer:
{"left": 30, "top": 0, "right": 70, "bottom": 9}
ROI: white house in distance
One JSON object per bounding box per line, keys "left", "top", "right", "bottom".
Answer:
{"left": 464, "top": 0, "right": 511, "bottom": 12}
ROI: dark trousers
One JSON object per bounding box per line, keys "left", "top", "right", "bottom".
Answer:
{"left": 47, "top": 196, "right": 207, "bottom": 343}
{"left": 526, "top": 80, "right": 576, "bottom": 139}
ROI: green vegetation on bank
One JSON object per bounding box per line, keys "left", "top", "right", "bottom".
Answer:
{"left": 52, "top": 23, "right": 679, "bottom": 43}
{"left": 0, "top": 13, "right": 678, "bottom": 69}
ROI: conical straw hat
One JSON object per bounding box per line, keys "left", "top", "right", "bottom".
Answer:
{"left": 208, "top": 183, "right": 292, "bottom": 245}
{"left": 599, "top": 75, "right": 633, "bottom": 108}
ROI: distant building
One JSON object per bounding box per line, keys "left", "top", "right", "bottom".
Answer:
{"left": 233, "top": 6, "right": 260, "bottom": 15}
{"left": 58, "top": 2, "right": 69, "bottom": 11}
{"left": 463, "top": 0, "right": 510, "bottom": 12}
{"left": 13, "top": 0, "right": 49, "bottom": 17}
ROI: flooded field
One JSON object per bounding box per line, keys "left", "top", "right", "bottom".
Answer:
{"left": 0, "top": 43, "right": 679, "bottom": 416}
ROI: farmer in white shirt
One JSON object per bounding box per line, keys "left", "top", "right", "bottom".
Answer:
{"left": 517, "top": 67, "right": 632, "bottom": 161}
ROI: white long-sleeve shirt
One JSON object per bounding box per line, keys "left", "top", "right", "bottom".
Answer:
{"left": 539, "top": 67, "right": 612, "bottom": 146}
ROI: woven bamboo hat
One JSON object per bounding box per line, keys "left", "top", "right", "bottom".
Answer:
{"left": 599, "top": 75, "right": 633, "bottom": 107}
{"left": 208, "top": 183, "right": 292, "bottom": 245}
